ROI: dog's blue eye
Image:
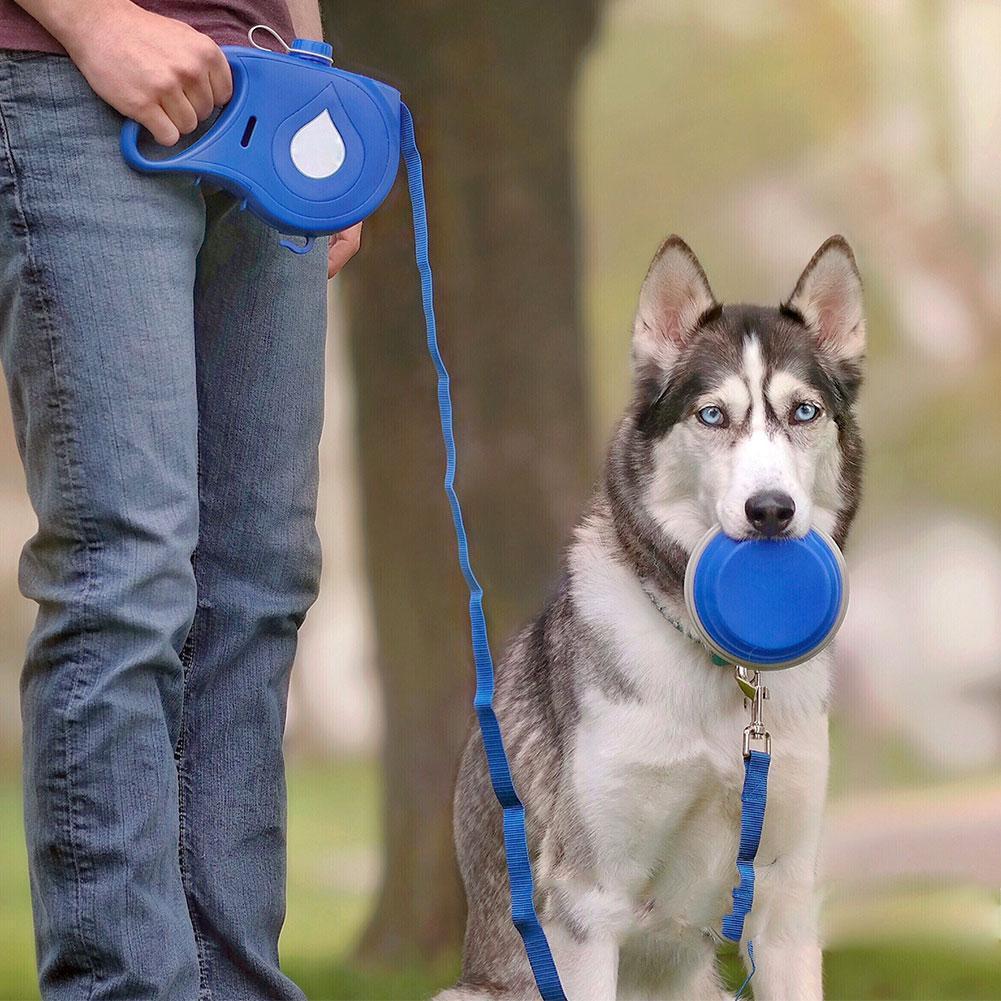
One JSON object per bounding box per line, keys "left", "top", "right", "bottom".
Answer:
{"left": 793, "top": 402, "right": 819, "bottom": 423}
{"left": 697, "top": 405, "right": 726, "bottom": 427}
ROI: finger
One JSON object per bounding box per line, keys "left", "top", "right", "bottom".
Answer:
{"left": 184, "top": 74, "right": 215, "bottom": 122}
{"left": 207, "top": 47, "right": 234, "bottom": 106}
{"left": 160, "top": 89, "right": 199, "bottom": 136}
{"left": 327, "top": 232, "right": 357, "bottom": 278}
{"left": 327, "top": 223, "right": 363, "bottom": 279}
{"left": 142, "top": 105, "right": 181, "bottom": 147}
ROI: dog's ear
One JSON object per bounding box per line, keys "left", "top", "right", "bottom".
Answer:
{"left": 784, "top": 236, "right": 865, "bottom": 362}
{"left": 633, "top": 236, "right": 717, "bottom": 374}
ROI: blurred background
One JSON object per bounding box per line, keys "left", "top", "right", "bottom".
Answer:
{"left": 2, "top": 1, "right": 1000, "bottom": 998}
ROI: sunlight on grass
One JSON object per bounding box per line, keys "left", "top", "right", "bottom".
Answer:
{"left": 0, "top": 773, "right": 36, "bottom": 1001}
{"left": 283, "top": 761, "right": 381, "bottom": 964}
{"left": 281, "top": 762, "right": 460, "bottom": 999}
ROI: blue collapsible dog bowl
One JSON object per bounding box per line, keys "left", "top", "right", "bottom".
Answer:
{"left": 684, "top": 526, "right": 848, "bottom": 671}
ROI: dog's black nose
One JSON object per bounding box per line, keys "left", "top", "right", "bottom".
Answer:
{"left": 745, "top": 491, "right": 795, "bottom": 537}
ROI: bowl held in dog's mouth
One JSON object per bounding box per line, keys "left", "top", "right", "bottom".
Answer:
{"left": 684, "top": 525, "right": 848, "bottom": 671}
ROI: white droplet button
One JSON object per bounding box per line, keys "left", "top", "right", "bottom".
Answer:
{"left": 289, "top": 110, "right": 346, "bottom": 179}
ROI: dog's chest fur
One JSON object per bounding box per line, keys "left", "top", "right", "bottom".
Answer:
{"left": 550, "top": 514, "right": 832, "bottom": 939}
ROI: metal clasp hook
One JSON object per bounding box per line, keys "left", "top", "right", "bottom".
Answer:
{"left": 735, "top": 666, "right": 771, "bottom": 758}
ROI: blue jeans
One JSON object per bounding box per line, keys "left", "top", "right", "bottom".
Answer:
{"left": 0, "top": 52, "right": 326, "bottom": 1000}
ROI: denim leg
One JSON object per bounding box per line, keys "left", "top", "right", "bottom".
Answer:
{"left": 0, "top": 54, "right": 204, "bottom": 999}
{"left": 176, "top": 193, "right": 326, "bottom": 999}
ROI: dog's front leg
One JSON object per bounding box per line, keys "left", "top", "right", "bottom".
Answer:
{"left": 540, "top": 875, "right": 631, "bottom": 1001}
{"left": 739, "top": 703, "right": 828, "bottom": 1001}
{"left": 743, "top": 918, "right": 822, "bottom": 999}
{"left": 544, "top": 922, "right": 619, "bottom": 1001}
{"left": 742, "top": 852, "right": 823, "bottom": 1001}
{"left": 748, "top": 941, "right": 822, "bottom": 1001}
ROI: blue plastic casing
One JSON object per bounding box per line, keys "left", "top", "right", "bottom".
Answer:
{"left": 684, "top": 527, "right": 848, "bottom": 670}
{"left": 120, "top": 40, "right": 401, "bottom": 238}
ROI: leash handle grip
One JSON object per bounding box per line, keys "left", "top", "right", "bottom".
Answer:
{"left": 119, "top": 57, "right": 251, "bottom": 174}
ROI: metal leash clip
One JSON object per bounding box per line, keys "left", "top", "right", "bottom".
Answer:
{"left": 735, "top": 666, "right": 771, "bottom": 758}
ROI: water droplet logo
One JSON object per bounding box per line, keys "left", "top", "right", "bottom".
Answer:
{"left": 289, "top": 110, "right": 346, "bottom": 180}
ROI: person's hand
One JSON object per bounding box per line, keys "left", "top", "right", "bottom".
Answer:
{"left": 328, "top": 224, "right": 362, "bottom": 279}
{"left": 57, "top": 0, "right": 232, "bottom": 147}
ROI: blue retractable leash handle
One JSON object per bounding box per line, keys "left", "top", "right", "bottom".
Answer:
{"left": 121, "top": 37, "right": 403, "bottom": 251}
{"left": 121, "top": 35, "right": 567, "bottom": 1001}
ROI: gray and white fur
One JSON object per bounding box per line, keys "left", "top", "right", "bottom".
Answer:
{"left": 439, "top": 236, "right": 865, "bottom": 1001}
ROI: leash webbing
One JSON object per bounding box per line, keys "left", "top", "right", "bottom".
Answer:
{"left": 401, "top": 102, "right": 766, "bottom": 1001}
{"left": 721, "top": 747, "right": 771, "bottom": 998}
{"left": 399, "top": 104, "right": 567, "bottom": 1001}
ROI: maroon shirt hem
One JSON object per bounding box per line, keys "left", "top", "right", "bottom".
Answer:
{"left": 0, "top": 2, "right": 296, "bottom": 56}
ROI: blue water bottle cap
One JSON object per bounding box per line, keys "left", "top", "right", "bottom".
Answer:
{"left": 684, "top": 526, "right": 848, "bottom": 671}
{"left": 289, "top": 38, "right": 334, "bottom": 63}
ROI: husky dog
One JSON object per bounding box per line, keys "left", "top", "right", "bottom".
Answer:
{"left": 440, "top": 236, "right": 865, "bottom": 1001}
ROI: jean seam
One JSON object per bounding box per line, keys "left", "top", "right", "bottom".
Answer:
{"left": 0, "top": 60, "right": 101, "bottom": 998}
{"left": 176, "top": 644, "right": 214, "bottom": 1001}
{"left": 176, "top": 435, "right": 215, "bottom": 1000}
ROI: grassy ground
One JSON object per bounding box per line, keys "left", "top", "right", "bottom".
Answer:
{"left": 2, "top": 763, "right": 999, "bottom": 1001}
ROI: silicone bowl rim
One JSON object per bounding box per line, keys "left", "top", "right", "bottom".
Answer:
{"left": 683, "top": 524, "right": 849, "bottom": 671}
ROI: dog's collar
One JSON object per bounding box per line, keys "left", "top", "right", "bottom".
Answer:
{"left": 640, "top": 581, "right": 732, "bottom": 667}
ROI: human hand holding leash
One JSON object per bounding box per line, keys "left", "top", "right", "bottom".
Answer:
{"left": 20, "top": 0, "right": 360, "bottom": 277}
{"left": 328, "top": 223, "right": 362, "bottom": 279}
{"left": 17, "top": 0, "right": 233, "bottom": 146}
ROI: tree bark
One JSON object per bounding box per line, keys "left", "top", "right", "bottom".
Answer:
{"left": 325, "top": 1, "right": 601, "bottom": 964}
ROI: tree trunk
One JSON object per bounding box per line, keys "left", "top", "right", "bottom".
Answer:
{"left": 325, "top": 1, "right": 601, "bottom": 965}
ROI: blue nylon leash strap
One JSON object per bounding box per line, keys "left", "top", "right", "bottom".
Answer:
{"left": 402, "top": 102, "right": 771, "bottom": 1001}
{"left": 721, "top": 747, "right": 771, "bottom": 999}
{"left": 399, "top": 104, "right": 567, "bottom": 1001}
